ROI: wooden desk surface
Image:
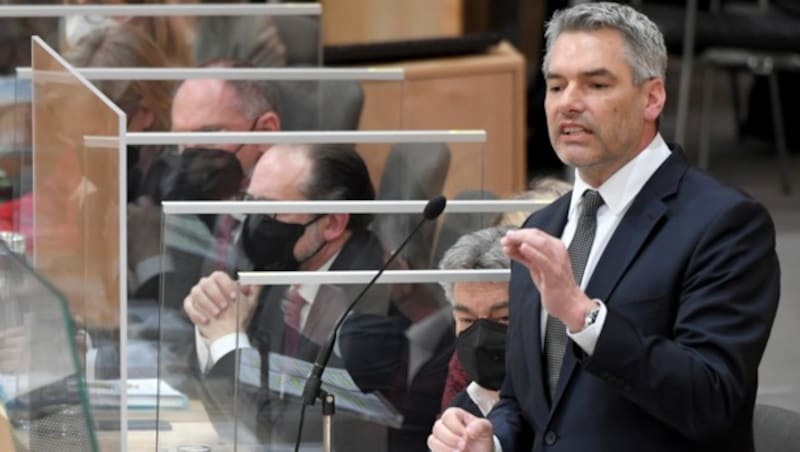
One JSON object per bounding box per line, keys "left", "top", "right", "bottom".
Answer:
{"left": 94, "top": 401, "right": 222, "bottom": 451}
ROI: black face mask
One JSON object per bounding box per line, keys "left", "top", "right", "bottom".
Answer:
{"left": 239, "top": 214, "right": 325, "bottom": 271}
{"left": 127, "top": 145, "right": 142, "bottom": 203}
{"left": 456, "top": 319, "right": 507, "bottom": 390}
{"left": 160, "top": 147, "right": 244, "bottom": 202}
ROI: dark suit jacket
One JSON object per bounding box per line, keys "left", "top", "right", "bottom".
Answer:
{"left": 489, "top": 147, "right": 780, "bottom": 452}
{"left": 448, "top": 388, "right": 484, "bottom": 419}
{"left": 201, "top": 228, "right": 445, "bottom": 451}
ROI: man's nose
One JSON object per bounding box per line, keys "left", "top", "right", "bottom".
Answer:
{"left": 557, "top": 85, "right": 585, "bottom": 116}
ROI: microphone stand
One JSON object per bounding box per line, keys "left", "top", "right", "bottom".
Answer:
{"left": 296, "top": 196, "right": 446, "bottom": 452}
{"left": 321, "top": 391, "right": 335, "bottom": 452}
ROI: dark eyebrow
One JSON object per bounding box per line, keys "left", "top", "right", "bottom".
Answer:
{"left": 453, "top": 305, "right": 475, "bottom": 314}
{"left": 490, "top": 301, "right": 510, "bottom": 312}
{"left": 581, "top": 68, "right": 617, "bottom": 80}
{"left": 545, "top": 71, "right": 564, "bottom": 82}
{"left": 545, "top": 68, "right": 618, "bottom": 81}
{"left": 195, "top": 125, "right": 225, "bottom": 132}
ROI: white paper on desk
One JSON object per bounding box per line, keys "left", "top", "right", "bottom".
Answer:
{"left": 238, "top": 352, "right": 403, "bottom": 428}
{"left": 87, "top": 378, "right": 188, "bottom": 410}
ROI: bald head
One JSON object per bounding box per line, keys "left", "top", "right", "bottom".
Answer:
{"left": 170, "top": 78, "right": 281, "bottom": 176}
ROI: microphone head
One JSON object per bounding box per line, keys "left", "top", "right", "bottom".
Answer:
{"left": 423, "top": 196, "right": 447, "bottom": 220}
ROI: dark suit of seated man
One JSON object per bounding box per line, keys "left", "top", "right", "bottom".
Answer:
{"left": 183, "top": 143, "right": 445, "bottom": 451}
{"left": 428, "top": 3, "right": 780, "bottom": 452}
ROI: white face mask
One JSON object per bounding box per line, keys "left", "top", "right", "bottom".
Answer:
{"left": 64, "top": 15, "right": 118, "bottom": 48}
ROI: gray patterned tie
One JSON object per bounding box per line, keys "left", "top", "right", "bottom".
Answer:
{"left": 544, "top": 189, "right": 604, "bottom": 400}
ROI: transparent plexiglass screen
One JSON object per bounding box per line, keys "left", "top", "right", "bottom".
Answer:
{"left": 0, "top": 241, "right": 98, "bottom": 452}
{"left": 154, "top": 140, "right": 491, "bottom": 450}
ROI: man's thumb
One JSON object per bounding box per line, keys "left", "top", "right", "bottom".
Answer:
{"left": 465, "top": 418, "right": 493, "bottom": 442}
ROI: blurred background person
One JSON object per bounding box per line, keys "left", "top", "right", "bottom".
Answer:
{"left": 64, "top": 24, "right": 175, "bottom": 201}
{"left": 492, "top": 176, "right": 573, "bottom": 227}
{"left": 62, "top": 24, "right": 178, "bottom": 379}
{"left": 192, "top": 0, "right": 287, "bottom": 67}
{"left": 170, "top": 59, "right": 281, "bottom": 180}
{"left": 441, "top": 177, "right": 571, "bottom": 411}
{"left": 62, "top": 0, "right": 193, "bottom": 67}
{"left": 439, "top": 225, "right": 512, "bottom": 417}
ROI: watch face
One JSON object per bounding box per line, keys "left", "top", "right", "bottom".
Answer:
{"left": 585, "top": 303, "right": 601, "bottom": 328}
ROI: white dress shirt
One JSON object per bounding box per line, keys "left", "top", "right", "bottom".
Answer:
{"left": 195, "top": 251, "right": 339, "bottom": 373}
{"left": 544, "top": 133, "right": 671, "bottom": 354}
{"left": 466, "top": 381, "right": 500, "bottom": 417}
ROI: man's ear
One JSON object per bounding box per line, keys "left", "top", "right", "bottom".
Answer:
{"left": 320, "top": 213, "right": 349, "bottom": 241}
{"left": 643, "top": 78, "right": 666, "bottom": 122}
{"left": 256, "top": 111, "right": 281, "bottom": 132}
{"left": 128, "top": 106, "right": 156, "bottom": 132}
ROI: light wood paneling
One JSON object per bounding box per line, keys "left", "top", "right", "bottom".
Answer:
{"left": 322, "top": 0, "right": 462, "bottom": 45}
{"left": 359, "top": 42, "right": 527, "bottom": 199}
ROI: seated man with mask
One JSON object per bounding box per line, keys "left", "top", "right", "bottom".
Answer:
{"left": 129, "top": 63, "right": 282, "bottom": 308}
{"left": 439, "top": 226, "right": 512, "bottom": 417}
{"left": 183, "top": 143, "right": 401, "bottom": 449}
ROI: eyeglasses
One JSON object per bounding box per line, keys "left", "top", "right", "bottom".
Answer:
{"left": 238, "top": 192, "right": 278, "bottom": 219}
{"left": 237, "top": 192, "right": 325, "bottom": 224}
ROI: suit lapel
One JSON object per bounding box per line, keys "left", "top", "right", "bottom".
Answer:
{"left": 548, "top": 148, "right": 688, "bottom": 412}
{"left": 521, "top": 195, "right": 570, "bottom": 419}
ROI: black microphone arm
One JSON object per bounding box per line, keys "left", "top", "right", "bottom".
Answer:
{"left": 301, "top": 195, "right": 447, "bottom": 406}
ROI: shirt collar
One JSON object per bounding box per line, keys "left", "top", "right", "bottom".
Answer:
{"left": 466, "top": 381, "right": 499, "bottom": 416}
{"left": 569, "top": 133, "right": 671, "bottom": 219}
{"left": 295, "top": 249, "right": 341, "bottom": 305}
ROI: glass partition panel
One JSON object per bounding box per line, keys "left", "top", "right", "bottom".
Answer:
{"left": 0, "top": 240, "right": 98, "bottom": 452}
{"left": 0, "top": 75, "right": 32, "bottom": 242}
{"left": 155, "top": 200, "right": 531, "bottom": 451}
{"left": 31, "top": 38, "right": 126, "bottom": 450}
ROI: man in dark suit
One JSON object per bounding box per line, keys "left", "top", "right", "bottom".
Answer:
{"left": 428, "top": 3, "right": 780, "bottom": 452}
{"left": 184, "top": 143, "right": 446, "bottom": 451}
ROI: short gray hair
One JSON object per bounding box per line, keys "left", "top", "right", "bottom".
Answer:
{"left": 227, "top": 78, "right": 279, "bottom": 121}
{"left": 438, "top": 225, "right": 512, "bottom": 303}
{"left": 179, "top": 59, "right": 280, "bottom": 121}
{"left": 543, "top": 2, "right": 667, "bottom": 84}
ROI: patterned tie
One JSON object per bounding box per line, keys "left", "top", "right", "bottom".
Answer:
{"left": 283, "top": 286, "right": 306, "bottom": 355}
{"left": 544, "top": 189, "right": 604, "bottom": 400}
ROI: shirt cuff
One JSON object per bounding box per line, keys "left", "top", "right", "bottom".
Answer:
{"left": 85, "top": 348, "right": 98, "bottom": 381}
{"left": 566, "top": 299, "right": 607, "bottom": 356}
{"left": 209, "top": 332, "right": 253, "bottom": 367}
{"left": 133, "top": 254, "right": 175, "bottom": 290}
{"left": 195, "top": 327, "right": 210, "bottom": 373}
{"left": 493, "top": 435, "right": 503, "bottom": 452}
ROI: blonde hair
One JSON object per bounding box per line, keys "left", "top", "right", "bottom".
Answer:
{"left": 64, "top": 24, "right": 174, "bottom": 131}
{"left": 493, "top": 176, "right": 573, "bottom": 227}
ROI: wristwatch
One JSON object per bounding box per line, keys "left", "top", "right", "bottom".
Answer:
{"left": 583, "top": 301, "right": 602, "bottom": 330}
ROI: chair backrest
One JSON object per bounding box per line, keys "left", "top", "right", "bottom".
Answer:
{"left": 272, "top": 79, "right": 364, "bottom": 131}
{"left": 753, "top": 403, "right": 800, "bottom": 452}
{"left": 272, "top": 15, "right": 321, "bottom": 66}
{"left": 431, "top": 189, "right": 497, "bottom": 267}
{"left": 374, "top": 143, "right": 451, "bottom": 269}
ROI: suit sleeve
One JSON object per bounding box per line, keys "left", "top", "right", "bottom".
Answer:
{"left": 583, "top": 197, "right": 780, "bottom": 441}
{"left": 488, "top": 262, "right": 535, "bottom": 452}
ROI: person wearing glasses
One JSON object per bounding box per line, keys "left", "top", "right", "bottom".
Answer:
{"left": 182, "top": 142, "right": 409, "bottom": 450}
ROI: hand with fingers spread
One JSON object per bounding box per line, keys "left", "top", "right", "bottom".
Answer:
{"left": 501, "top": 228, "right": 595, "bottom": 333}
{"left": 183, "top": 271, "right": 259, "bottom": 341}
{"left": 428, "top": 407, "right": 495, "bottom": 452}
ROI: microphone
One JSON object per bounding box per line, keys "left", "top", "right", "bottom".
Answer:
{"left": 300, "top": 195, "right": 447, "bottom": 407}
